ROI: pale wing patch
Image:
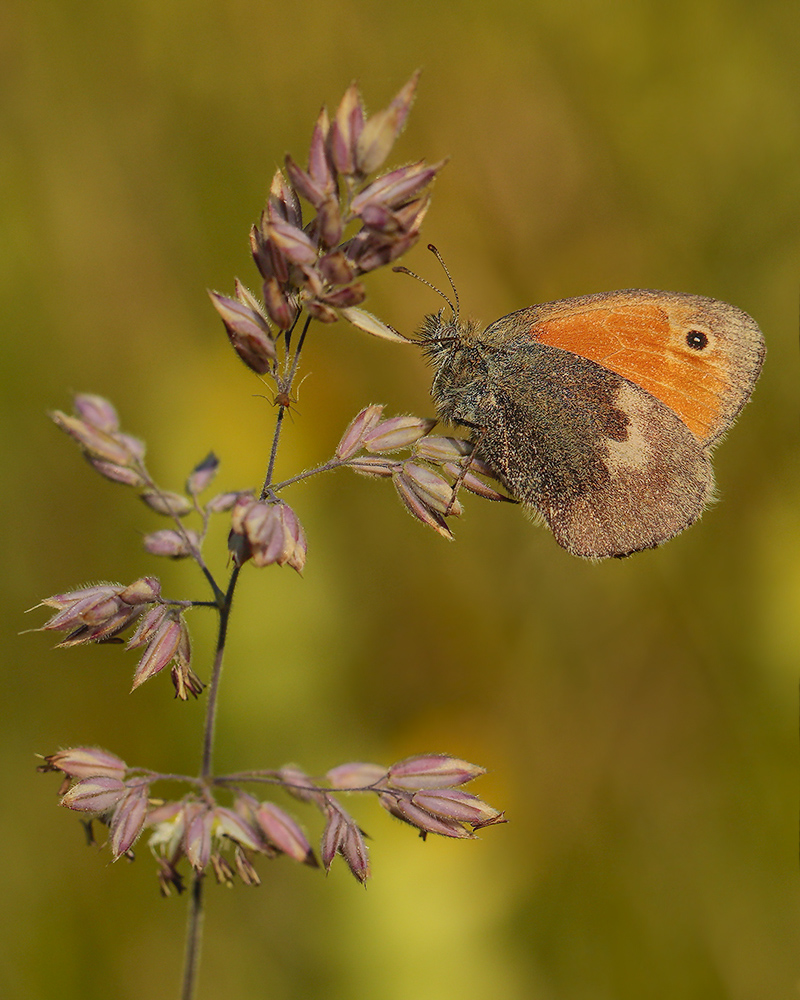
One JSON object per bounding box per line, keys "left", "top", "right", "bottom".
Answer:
{"left": 603, "top": 383, "right": 652, "bottom": 475}
{"left": 545, "top": 385, "right": 714, "bottom": 558}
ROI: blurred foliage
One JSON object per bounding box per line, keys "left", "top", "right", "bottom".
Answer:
{"left": 2, "top": 1, "right": 798, "bottom": 999}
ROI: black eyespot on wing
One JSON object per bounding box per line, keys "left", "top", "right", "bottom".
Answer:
{"left": 686, "top": 329, "right": 709, "bottom": 350}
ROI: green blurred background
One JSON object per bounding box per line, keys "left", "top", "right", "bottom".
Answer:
{"left": 3, "top": 1, "right": 798, "bottom": 998}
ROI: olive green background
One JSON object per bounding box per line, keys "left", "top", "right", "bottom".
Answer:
{"left": 3, "top": 2, "right": 798, "bottom": 998}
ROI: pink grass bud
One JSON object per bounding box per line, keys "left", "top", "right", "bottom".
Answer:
{"left": 350, "top": 161, "right": 442, "bottom": 215}
{"left": 184, "top": 804, "right": 213, "bottom": 872}
{"left": 321, "top": 807, "right": 345, "bottom": 872}
{"left": 79, "top": 596, "right": 123, "bottom": 627}
{"left": 209, "top": 285, "right": 262, "bottom": 326}
{"left": 43, "top": 584, "right": 118, "bottom": 622}
{"left": 42, "top": 747, "right": 127, "bottom": 780}
{"left": 347, "top": 456, "right": 397, "bottom": 478}
{"left": 146, "top": 802, "right": 186, "bottom": 865}
{"left": 339, "top": 230, "right": 370, "bottom": 269}
{"left": 358, "top": 202, "right": 397, "bottom": 232}
{"left": 50, "top": 411, "right": 138, "bottom": 467}
{"left": 355, "top": 70, "right": 419, "bottom": 175}
{"left": 72, "top": 394, "right": 120, "bottom": 433}
{"left": 176, "top": 616, "right": 191, "bottom": 663}
{"left": 58, "top": 610, "right": 136, "bottom": 647}
{"left": 229, "top": 493, "right": 256, "bottom": 534}
{"left": 206, "top": 491, "right": 241, "bottom": 514}
{"left": 279, "top": 503, "right": 307, "bottom": 574}
{"left": 336, "top": 405, "right": 385, "bottom": 461}
{"left": 284, "top": 153, "right": 327, "bottom": 209}
{"left": 464, "top": 456, "right": 498, "bottom": 479}
{"left": 318, "top": 250, "right": 355, "bottom": 286}
{"left": 146, "top": 801, "right": 184, "bottom": 828}
{"left": 321, "top": 803, "right": 369, "bottom": 883}
{"left": 326, "top": 762, "right": 387, "bottom": 789}
{"left": 268, "top": 220, "right": 318, "bottom": 267}
{"left": 127, "top": 604, "right": 169, "bottom": 649}
{"left": 140, "top": 490, "right": 193, "bottom": 517}
{"left": 39, "top": 594, "right": 88, "bottom": 625}
{"left": 278, "top": 766, "right": 327, "bottom": 808}
{"left": 143, "top": 528, "right": 198, "bottom": 558}
{"left": 393, "top": 473, "right": 454, "bottom": 539}
{"left": 250, "top": 224, "right": 282, "bottom": 282}
{"left": 392, "top": 195, "right": 431, "bottom": 234}
{"left": 119, "top": 577, "right": 161, "bottom": 605}
{"left": 363, "top": 416, "right": 437, "bottom": 454}
{"left": 387, "top": 754, "right": 486, "bottom": 790}
{"left": 401, "top": 462, "right": 463, "bottom": 515}
{"left": 209, "top": 288, "right": 276, "bottom": 375}
{"left": 234, "top": 279, "right": 271, "bottom": 320}
{"left": 40, "top": 584, "right": 114, "bottom": 611}
{"left": 241, "top": 501, "right": 304, "bottom": 570}
{"left": 304, "top": 299, "right": 339, "bottom": 323}
{"left": 41, "top": 584, "right": 143, "bottom": 644}
{"left": 327, "top": 119, "right": 351, "bottom": 178}
{"left": 86, "top": 458, "right": 147, "bottom": 487}
{"left": 318, "top": 282, "right": 366, "bottom": 309}
{"left": 242, "top": 502, "right": 287, "bottom": 567}
{"left": 345, "top": 232, "right": 419, "bottom": 274}
{"left": 263, "top": 276, "right": 298, "bottom": 330}
{"left": 355, "top": 109, "right": 399, "bottom": 177}
{"left": 316, "top": 196, "right": 343, "bottom": 249}
{"left": 441, "top": 462, "right": 510, "bottom": 502}
{"left": 116, "top": 432, "right": 146, "bottom": 463}
{"left": 413, "top": 436, "right": 473, "bottom": 463}
{"left": 308, "top": 108, "right": 335, "bottom": 192}
{"left": 254, "top": 802, "right": 317, "bottom": 865}
{"left": 228, "top": 532, "right": 251, "bottom": 568}
{"left": 268, "top": 168, "right": 302, "bottom": 229}
{"left": 213, "top": 807, "right": 264, "bottom": 852}
{"left": 338, "top": 818, "right": 370, "bottom": 883}
{"left": 329, "top": 82, "right": 364, "bottom": 175}
{"left": 379, "top": 793, "right": 474, "bottom": 838}
{"left": 110, "top": 782, "right": 150, "bottom": 858}
{"left": 61, "top": 775, "right": 127, "bottom": 815}
{"left": 411, "top": 789, "right": 505, "bottom": 828}
{"left": 298, "top": 261, "right": 325, "bottom": 297}
{"left": 130, "top": 612, "right": 184, "bottom": 691}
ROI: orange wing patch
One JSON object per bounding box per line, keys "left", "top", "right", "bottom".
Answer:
{"left": 530, "top": 304, "right": 730, "bottom": 440}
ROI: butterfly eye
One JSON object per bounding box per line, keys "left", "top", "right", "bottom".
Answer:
{"left": 685, "top": 329, "right": 709, "bottom": 351}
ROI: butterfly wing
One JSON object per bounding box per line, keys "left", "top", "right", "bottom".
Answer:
{"left": 496, "top": 290, "right": 764, "bottom": 446}
{"left": 460, "top": 340, "right": 714, "bottom": 558}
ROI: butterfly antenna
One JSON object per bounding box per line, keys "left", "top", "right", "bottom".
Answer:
{"left": 392, "top": 263, "right": 456, "bottom": 317}
{"left": 426, "top": 244, "right": 460, "bottom": 321}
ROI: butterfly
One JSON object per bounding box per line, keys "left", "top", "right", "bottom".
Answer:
{"left": 418, "top": 287, "right": 764, "bottom": 558}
